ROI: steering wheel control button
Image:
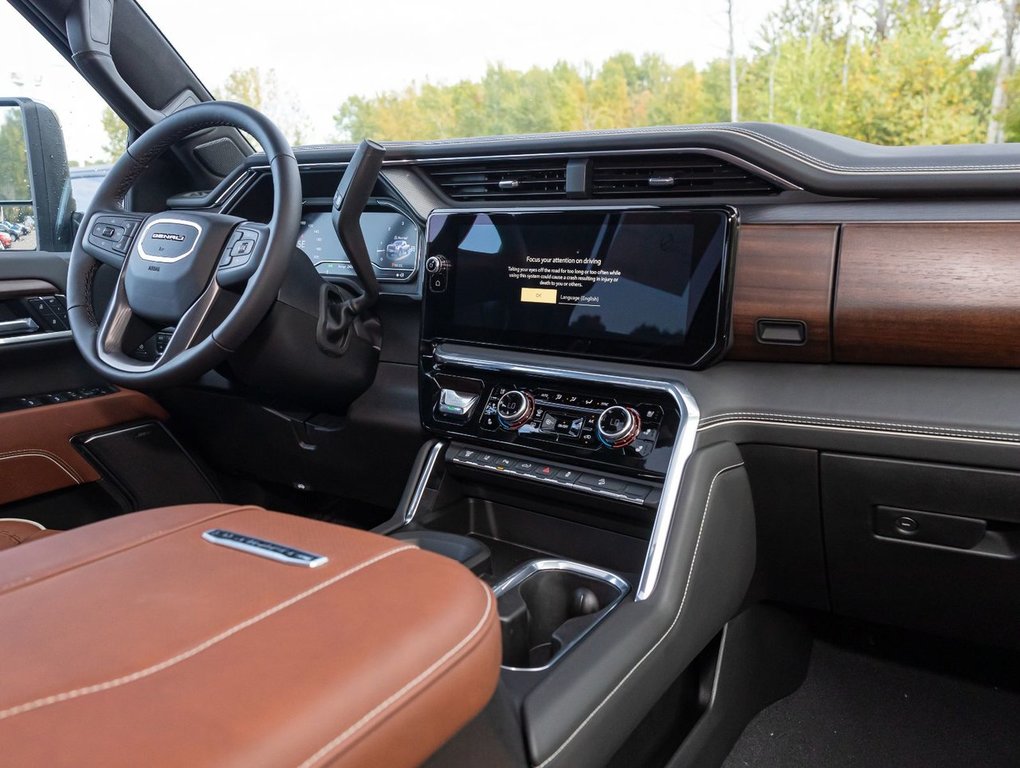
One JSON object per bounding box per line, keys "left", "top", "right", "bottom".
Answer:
{"left": 87, "top": 214, "right": 143, "bottom": 260}
{"left": 231, "top": 238, "right": 255, "bottom": 258}
{"left": 497, "top": 390, "right": 535, "bottom": 430}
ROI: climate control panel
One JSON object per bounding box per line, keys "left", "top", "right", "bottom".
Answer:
{"left": 423, "top": 371, "right": 680, "bottom": 477}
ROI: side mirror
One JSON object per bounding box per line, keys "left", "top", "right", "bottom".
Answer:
{"left": 0, "top": 97, "right": 73, "bottom": 252}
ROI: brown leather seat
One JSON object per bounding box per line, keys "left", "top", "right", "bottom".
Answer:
{"left": 0, "top": 519, "right": 58, "bottom": 551}
{"left": 0, "top": 504, "right": 501, "bottom": 767}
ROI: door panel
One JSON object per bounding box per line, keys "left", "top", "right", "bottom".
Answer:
{"left": 0, "top": 388, "right": 167, "bottom": 506}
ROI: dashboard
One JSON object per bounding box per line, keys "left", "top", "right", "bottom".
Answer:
{"left": 182, "top": 124, "right": 1020, "bottom": 768}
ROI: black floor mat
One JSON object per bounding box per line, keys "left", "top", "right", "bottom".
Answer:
{"left": 723, "top": 640, "right": 1020, "bottom": 768}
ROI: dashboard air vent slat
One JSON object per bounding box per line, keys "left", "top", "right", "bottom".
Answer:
{"left": 424, "top": 159, "right": 567, "bottom": 201}
{"left": 591, "top": 154, "right": 779, "bottom": 198}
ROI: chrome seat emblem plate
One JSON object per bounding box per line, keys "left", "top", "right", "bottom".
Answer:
{"left": 202, "top": 529, "right": 329, "bottom": 568}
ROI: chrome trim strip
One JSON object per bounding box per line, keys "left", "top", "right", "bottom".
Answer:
{"left": 202, "top": 529, "right": 329, "bottom": 568}
{"left": 433, "top": 348, "right": 701, "bottom": 602}
{"left": 492, "top": 558, "right": 630, "bottom": 672}
{"left": 403, "top": 440, "right": 446, "bottom": 524}
{"left": 210, "top": 171, "right": 250, "bottom": 207}
{"left": 0, "top": 330, "right": 72, "bottom": 347}
{"left": 137, "top": 218, "right": 203, "bottom": 263}
{"left": 0, "top": 318, "right": 39, "bottom": 335}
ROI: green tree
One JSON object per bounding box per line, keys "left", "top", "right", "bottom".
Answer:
{"left": 0, "top": 107, "right": 30, "bottom": 201}
{"left": 331, "top": 0, "right": 1006, "bottom": 147}
{"left": 101, "top": 107, "right": 128, "bottom": 162}
{"left": 218, "top": 67, "right": 311, "bottom": 144}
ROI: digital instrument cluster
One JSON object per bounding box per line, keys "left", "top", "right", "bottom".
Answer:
{"left": 297, "top": 208, "right": 420, "bottom": 283}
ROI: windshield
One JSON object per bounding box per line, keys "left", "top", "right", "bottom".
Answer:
{"left": 138, "top": 0, "right": 1010, "bottom": 147}
{"left": 2, "top": 0, "right": 1014, "bottom": 156}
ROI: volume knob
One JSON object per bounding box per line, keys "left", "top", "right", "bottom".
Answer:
{"left": 496, "top": 390, "right": 535, "bottom": 430}
{"left": 597, "top": 405, "right": 641, "bottom": 449}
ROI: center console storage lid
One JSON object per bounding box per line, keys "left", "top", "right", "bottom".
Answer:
{"left": 0, "top": 504, "right": 500, "bottom": 768}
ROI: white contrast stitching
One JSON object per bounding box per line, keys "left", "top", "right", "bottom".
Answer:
{"left": 298, "top": 580, "right": 495, "bottom": 768}
{"left": 0, "top": 545, "right": 417, "bottom": 722}
{"left": 536, "top": 463, "right": 744, "bottom": 768}
{"left": 0, "top": 450, "right": 81, "bottom": 483}
{"left": 698, "top": 412, "right": 1020, "bottom": 441}
{"left": 0, "top": 506, "right": 256, "bottom": 597}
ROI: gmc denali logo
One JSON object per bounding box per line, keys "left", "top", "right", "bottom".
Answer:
{"left": 151, "top": 232, "right": 186, "bottom": 242}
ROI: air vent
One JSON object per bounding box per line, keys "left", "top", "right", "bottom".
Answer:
{"left": 424, "top": 159, "right": 567, "bottom": 201}
{"left": 591, "top": 154, "right": 778, "bottom": 197}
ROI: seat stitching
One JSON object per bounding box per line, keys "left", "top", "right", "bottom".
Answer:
{"left": 0, "top": 544, "right": 416, "bottom": 722}
{"left": 0, "top": 505, "right": 258, "bottom": 596}
{"left": 535, "top": 463, "right": 744, "bottom": 768}
{"left": 297, "top": 580, "right": 495, "bottom": 768}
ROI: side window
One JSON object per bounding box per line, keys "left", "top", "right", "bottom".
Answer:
{"left": 0, "top": 3, "right": 127, "bottom": 252}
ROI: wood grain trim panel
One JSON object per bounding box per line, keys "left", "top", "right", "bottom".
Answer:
{"left": 0, "top": 280, "right": 58, "bottom": 300}
{"left": 835, "top": 223, "right": 1020, "bottom": 367}
{"left": 0, "top": 390, "right": 168, "bottom": 506}
{"left": 729, "top": 224, "right": 838, "bottom": 363}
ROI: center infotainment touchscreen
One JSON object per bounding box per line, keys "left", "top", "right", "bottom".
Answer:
{"left": 423, "top": 209, "right": 734, "bottom": 366}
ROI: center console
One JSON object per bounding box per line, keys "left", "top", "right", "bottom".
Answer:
{"left": 380, "top": 205, "right": 755, "bottom": 767}
{"left": 384, "top": 205, "right": 732, "bottom": 653}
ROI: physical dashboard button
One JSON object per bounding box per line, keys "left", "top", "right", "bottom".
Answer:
{"left": 623, "top": 484, "right": 652, "bottom": 501}
{"left": 576, "top": 474, "right": 626, "bottom": 492}
{"left": 528, "top": 463, "right": 556, "bottom": 479}
{"left": 630, "top": 440, "right": 654, "bottom": 458}
{"left": 497, "top": 390, "right": 535, "bottom": 430}
{"left": 438, "top": 388, "right": 480, "bottom": 418}
{"left": 554, "top": 468, "right": 581, "bottom": 484}
{"left": 429, "top": 272, "right": 448, "bottom": 292}
{"left": 596, "top": 405, "right": 642, "bottom": 449}
{"left": 637, "top": 404, "right": 664, "bottom": 424}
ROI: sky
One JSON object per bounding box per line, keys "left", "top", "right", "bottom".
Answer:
{"left": 1, "top": 0, "right": 785, "bottom": 163}
{"left": 0, "top": 0, "right": 1005, "bottom": 163}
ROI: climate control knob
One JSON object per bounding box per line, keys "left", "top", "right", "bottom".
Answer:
{"left": 596, "top": 405, "right": 641, "bottom": 449}
{"left": 496, "top": 390, "right": 535, "bottom": 430}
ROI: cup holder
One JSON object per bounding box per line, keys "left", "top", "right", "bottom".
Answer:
{"left": 493, "top": 559, "right": 629, "bottom": 671}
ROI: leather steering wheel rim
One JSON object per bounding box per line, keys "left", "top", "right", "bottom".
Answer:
{"left": 67, "top": 101, "right": 301, "bottom": 388}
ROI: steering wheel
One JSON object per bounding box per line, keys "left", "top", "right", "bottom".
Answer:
{"left": 67, "top": 102, "right": 300, "bottom": 388}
